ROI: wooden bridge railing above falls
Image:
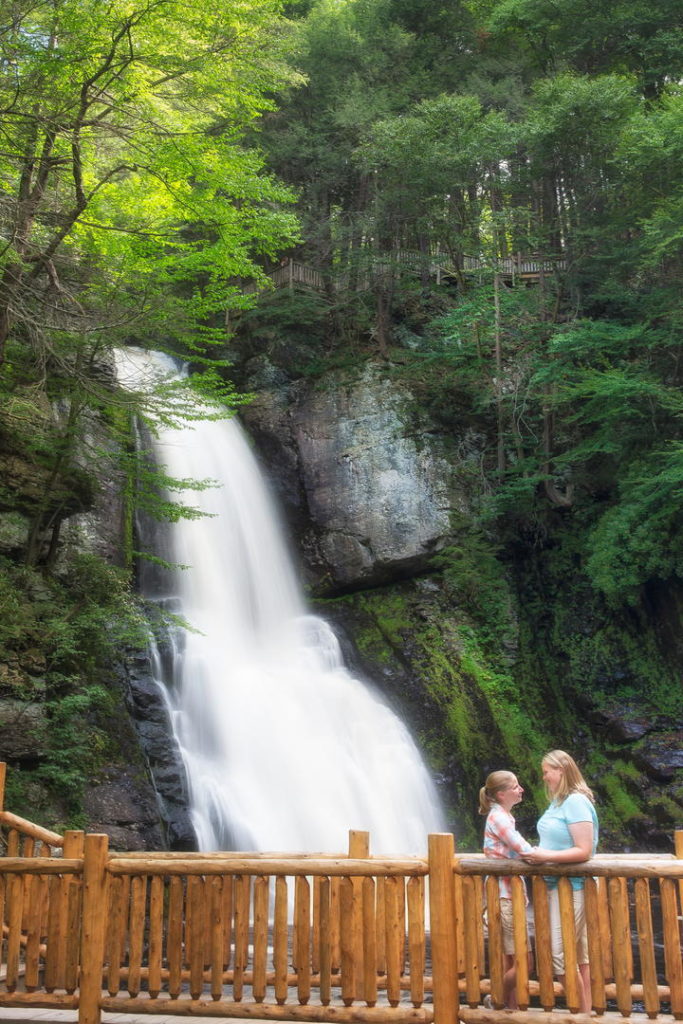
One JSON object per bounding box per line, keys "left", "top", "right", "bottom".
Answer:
{"left": 0, "top": 764, "right": 682, "bottom": 1024}
{"left": 248, "top": 253, "right": 567, "bottom": 295}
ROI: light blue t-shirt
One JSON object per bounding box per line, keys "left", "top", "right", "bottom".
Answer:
{"left": 537, "top": 792, "right": 598, "bottom": 890}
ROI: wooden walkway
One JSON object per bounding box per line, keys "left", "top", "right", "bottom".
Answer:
{"left": 248, "top": 253, "right": 566, "bottom": 295}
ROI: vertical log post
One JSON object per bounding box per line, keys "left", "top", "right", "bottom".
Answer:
{"left": 78, "top": 833, "right": 109, "bottom": 1024}
{"left": 429, "top": 834, "right": 458, "bottom": 1024}
{"left": 0, "top": 761, "right": 6, "bottom": 811}
{"left": 675, "top": 830, "right": 683, "bottom": 921}
{"left": 349, "top": 830, "right": 369, "bottom": 1003}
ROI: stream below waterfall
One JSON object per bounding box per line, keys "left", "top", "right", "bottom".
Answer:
{"left": 117, "top": 348, "right": 445, "bottom": 854}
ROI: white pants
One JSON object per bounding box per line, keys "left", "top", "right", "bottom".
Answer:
{"left": 548, "top": 887, "right": 588, "bottom": 974}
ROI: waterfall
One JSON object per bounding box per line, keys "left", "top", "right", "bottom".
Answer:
{"left": 117, "top": 348, "right": 445, "bottom": 855}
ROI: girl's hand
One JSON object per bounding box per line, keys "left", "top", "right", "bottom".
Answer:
{"left": 521, "top": 848, "right": 551, "bottom": 864}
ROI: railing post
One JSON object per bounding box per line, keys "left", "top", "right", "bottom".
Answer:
{"left": 347, "top": 830, "right": 369, "bottom": 1002}
{"left": 78, "top": 833, "right": 109, "bottom": 1024}
{"left": 429, "top": 833, "right": 458, "bottom": 1024}
{"left": 0, "top": 761, "right": 6, "bottom": 811}
{"left": 674, "top": 829, "right": 683, "bottom": 911}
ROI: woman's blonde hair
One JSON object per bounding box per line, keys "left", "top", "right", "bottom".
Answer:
{"left": 478, "top": 770, "right": 517, "bottom": 815}
{"left": 542, "top": 749, "right": 595, "bottom": 804}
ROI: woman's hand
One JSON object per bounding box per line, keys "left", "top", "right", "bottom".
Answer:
{"left": 521, "top": 848, "right": 550, "bottom": 864}
{"left": 521, "top": 823, "right": 594, "bottom": 866}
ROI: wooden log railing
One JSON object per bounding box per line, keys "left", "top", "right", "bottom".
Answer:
{"left": 242, "top": 253, "right": 567, "bottom": 298}
{"left": 0, "top": 760, "right": 682, "bottom": 1024}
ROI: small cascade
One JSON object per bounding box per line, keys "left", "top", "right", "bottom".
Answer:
{"left": 118, "top": 348, "right": 445, "bottom": 854}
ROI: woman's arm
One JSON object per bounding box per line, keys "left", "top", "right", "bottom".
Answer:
{"left": 521, "top": 821, "right": 593, "bottom": 864}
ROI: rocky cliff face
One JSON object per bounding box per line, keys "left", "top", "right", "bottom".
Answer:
{"left": 237, "top": 356, "right": 683, "bottom": 852}
{"left": 241, "top": 361, "right": 485, "bottom": 593}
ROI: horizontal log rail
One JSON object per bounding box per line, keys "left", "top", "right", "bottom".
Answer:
{"left": 0, "top": 811, "right": 64, "bottom": 850}
{"left": 107, "top": 856, "right": 428, "bottom": 877}
{"left": 0, "top": 763, "right": 681, "bottom": 1024}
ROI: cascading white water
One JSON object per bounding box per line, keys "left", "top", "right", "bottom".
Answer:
{"left": 117, "top": 348, "right": 445, "bottom": 855}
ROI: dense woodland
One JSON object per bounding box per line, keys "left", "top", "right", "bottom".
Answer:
{"left": 0, "top": 0, "right": 682, "bottom": 844}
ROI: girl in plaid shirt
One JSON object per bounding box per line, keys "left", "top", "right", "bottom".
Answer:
{"left": 479, "top": 770, "right": 532, "bottom": 1008}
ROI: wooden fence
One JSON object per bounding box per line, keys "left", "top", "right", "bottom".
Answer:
{"left": 245, "top": 254, "right": 567, "bottom": 297}
{"left": 0, "top": 762, "right": 682, "bottom": 1024}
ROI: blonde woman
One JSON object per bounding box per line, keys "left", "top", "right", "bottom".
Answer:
{"left": 522, "top": 750, "right": 598, "bottom": 1014}
{"left": 480, "top": 770, "right": 532, "bottom": 1008}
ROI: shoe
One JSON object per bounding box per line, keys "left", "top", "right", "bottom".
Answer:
{"left": 483, "top": 995, "right": 494, "bottom": 1009}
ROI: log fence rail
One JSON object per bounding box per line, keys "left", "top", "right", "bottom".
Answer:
{"left": 243, "top": 253, "right": 567, "bottom": 296}
{"left": 0, "top": 763, "right": 681, "bottom": 1024}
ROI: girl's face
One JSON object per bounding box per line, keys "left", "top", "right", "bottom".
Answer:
{"left": 498, "top": 776, "right": 524, "bottom": 810}
{"left": 542, "top": 760, "right": 563, "bottom": 794}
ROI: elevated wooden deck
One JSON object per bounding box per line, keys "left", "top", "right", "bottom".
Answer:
{"left": 246, "top": 254, "right": 566, "bottom": 295}
{"left": 0, "top": 763, "right": 680, "bottom": 1024}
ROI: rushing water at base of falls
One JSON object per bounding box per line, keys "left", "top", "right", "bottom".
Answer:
{"left": 117, "top": 348, "right": 445, "bottom": 855}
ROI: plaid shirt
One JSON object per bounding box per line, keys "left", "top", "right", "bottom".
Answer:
{"left": 483, "top": 803, "right": 532, "bottom": 899}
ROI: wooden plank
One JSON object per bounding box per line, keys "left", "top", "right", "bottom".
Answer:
{"left": 331, "top": 876, "right": 342, "bottom": 972}
{"left": 362, "top": 877, "right": 377, "bottom": 1007}
{"left": 312, "top": 875, "right": 322, "bottom": 976}
{"left": 340, "top": 876, "right": 356, "bottom": 1006}
{"left": 634, "top": 877, "right": 659, "bottom": 1019}
{"left": 660, "top": 876, "right": 683, "bottom": 1019}
{"left": 510, "top": 876, "right": 529, "bottom": 1011}
{"left": 273, "top": 876, "right": 289, "bottom": 1006}
{"left": 233, "top": 874, "right": 251, "bottom": 1002}
{"left": 295, "top": 876, "right": 311, "bottom": 1005}
{"left": 375, "top": 875, "right": 386, "bottom": 975}
{"left": 5, "top": 873, "right": 23, "bottom": 991}
{"left": 24, "top": 872, "right": 47, "bottom": 990}
{"left": 453, "top": 870, "right": 465, "bottom": 978}
{"left": 167, "top": 876, "right": 184, "bottom": 999}
{"left": 209, "top": 876, "right": 224, "bottom": 1002}
{"left": 385, "top": 875, "right": 402, "bottom": 1008}
{"left": 584, "top": 876, "right": 605, "bottom": 1014}
{"left": 253, "top": 876, "right": 269, "bottom": 1004}
{"left": 407, "top": 876, "right": 425, "bottom": 1008}
{"left": 608, "top": 876, "right": 632, "bottom": 1017}
{"left": 397, "top": 875, "right": 407, "bottom": 978}
{"left": 65, "top": 867, "right": 83, "bottom": 993}
{"left": 44, "top": 874, "right": 60, "bottom": 992}
{"left": 319, "top": 877, "right": 332, "bottom": 1006}
{"left": 222, "top": 873, "right": 233, "bottom": 970}
{"left": 462, "top": 875, "right": 481, "bottom": 1007}
{"left": 597, "top": 876, "right": 614, "bottom": 981}
{"left": 127, "top": 875, "right": 147, "bottom": 997}
{"left": 486, "top": 877, "right": 505, "bottom": 1009}
{"left": 188, "top": 875, "right": 206, "bottom": 999}
{"left": 557, "top": 878, "right": 579, "bottom": 1012}
{"left": 148, "top": 875, "right": 164, "bottom": 1000}
{"left": 106, "top": 875, "right": 125, "bottom": 996}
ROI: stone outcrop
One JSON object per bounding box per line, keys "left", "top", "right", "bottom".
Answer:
{"left": 241, "top": 361, "right": 485, "bottom": 593}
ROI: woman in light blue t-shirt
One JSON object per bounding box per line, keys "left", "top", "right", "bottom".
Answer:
{"left": 521, "top": 750, "right": 598, "bottom": 1014}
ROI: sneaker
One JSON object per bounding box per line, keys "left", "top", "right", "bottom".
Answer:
{"left": 483, "top": 995, "right": 494, "bottom": 1009}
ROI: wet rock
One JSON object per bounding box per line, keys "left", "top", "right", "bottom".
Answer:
{"left": 83, "top": 770, "right": 164, "bottom": 850}
{"left": 123, "top": 657, "right": 195, "bottom": 850}
{"left": 0, "top": 700, "right": 48, "bottom": 760}
{"left": 633, "top": 732, "right": 683, "bottom": 780}
{"left": 242, "top": 364, "right": 486, "bottom": 593}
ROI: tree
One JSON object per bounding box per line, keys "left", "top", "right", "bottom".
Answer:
{"left": 0, "top": 0, "right": 301, "bottom": 370}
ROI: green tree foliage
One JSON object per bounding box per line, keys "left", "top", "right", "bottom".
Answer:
{"left": 0, "top": 0, "right": 301, "bottom": 366}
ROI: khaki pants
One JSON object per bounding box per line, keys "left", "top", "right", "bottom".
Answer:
{"left": 547, "top": 886, "right": 588, "bottom": 974}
